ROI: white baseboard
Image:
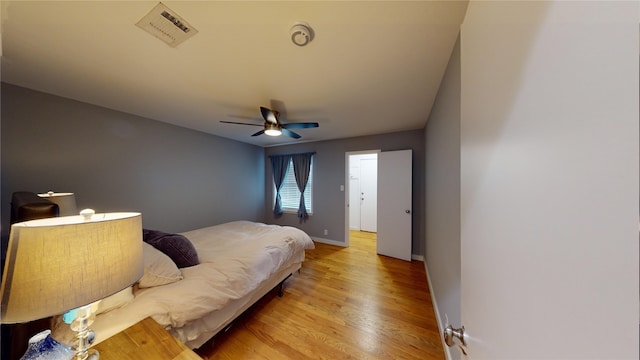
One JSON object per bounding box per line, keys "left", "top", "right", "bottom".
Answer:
{"left": 311, "top": 237, "right": 347, "bottom": 247}
{"left": 411, "top": 254, "right": 424, "bottom": 261}
{"left": 424, "top": 262, "right": 453, "bottom": 360}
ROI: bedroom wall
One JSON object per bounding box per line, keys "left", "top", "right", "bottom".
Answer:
{"left": 1, "top": 83, "right": 265, "bottom": 251}
{"left": 424, "top": 34, "right": 461, "bottom": 360}
{"left": 263, "top": 130, "right": 426, "bottom": 256}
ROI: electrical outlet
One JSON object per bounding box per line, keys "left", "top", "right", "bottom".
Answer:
{"left": 324, "top": 229, "right": 328, "bottom": 236}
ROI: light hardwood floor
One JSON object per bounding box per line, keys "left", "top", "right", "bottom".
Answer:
{"left": 195, "top": 230, "right": 445, "bottom": 360}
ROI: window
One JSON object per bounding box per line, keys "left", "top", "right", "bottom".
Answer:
{"left": 277, "top": 157, "right": 313, "bottom": 213}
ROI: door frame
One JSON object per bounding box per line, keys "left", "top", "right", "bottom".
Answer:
{"left": 344, "top": 149, "right": 380, "bottom": 247}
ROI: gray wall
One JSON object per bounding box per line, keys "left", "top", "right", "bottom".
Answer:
{"left": 1, "top": 84, "right": 265, "bottom": 243}
{"left": 424, "top": 35, "right": 461, "bottom": 360}
{"left": 264, "top": 131, "right": 426, "bottom": 256}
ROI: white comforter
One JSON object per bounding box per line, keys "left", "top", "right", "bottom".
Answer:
{"left": 92, "top": 221, "right": 314, "bottom": 344}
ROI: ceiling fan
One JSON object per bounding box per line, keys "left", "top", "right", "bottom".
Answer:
{"left": 221, "top": 106, "right": 319, "bottom": 139}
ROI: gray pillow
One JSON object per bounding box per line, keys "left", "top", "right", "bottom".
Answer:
{"left": 142, "top": 229, "right": 200, "bottom": 268}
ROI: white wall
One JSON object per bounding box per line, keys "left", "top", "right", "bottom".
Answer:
{"left": 425, "top": 35, "right": 462, "bottom": 360}
{"left": 460, "top": 1, "right": 638, "bottom": 358}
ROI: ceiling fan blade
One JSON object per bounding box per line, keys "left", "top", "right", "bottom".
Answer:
{"left": 251, "top": 129, "right": 266, "bottom": 137}
{"left": 281, "top": 122, "right": 319, "bottom": 129}
{"left": 260, "top": 106, "right": 278, "bottom": 124}
{"left": 228, "top": 114, "right": 260, "bottom": 120}
{"left": 220, "top": 120, "right": 263, "bottom": 127}
{"left": 281, "top": 128, "right": 301, "bottom": 139}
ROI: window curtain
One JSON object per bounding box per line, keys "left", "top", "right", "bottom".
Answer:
{"left": 292, "top": 152, "right": 314, "bottom": 220}
{"left": 270, "top": 154, "right": 291, "bottom": 217}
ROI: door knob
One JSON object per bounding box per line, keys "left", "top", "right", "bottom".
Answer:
{"left": 405, "top": 209, "right": 411, "bottom": 214}
{"left": 444, "top": 325, "right": 466, "bottom": 347}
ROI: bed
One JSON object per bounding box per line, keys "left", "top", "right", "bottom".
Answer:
{"left": 74, "top": 220, "right": 315, "bottom": 349}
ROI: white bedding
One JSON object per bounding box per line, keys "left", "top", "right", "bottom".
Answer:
{"left": 90, "top": 220, "right": 314, "bottom": 345}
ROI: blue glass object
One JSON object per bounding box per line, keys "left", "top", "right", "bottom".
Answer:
{"left": 20, "top": 329, "right": 74, "bottom": 360}
{"left": 62, "top": 309, "right": 77, "bottom": 324}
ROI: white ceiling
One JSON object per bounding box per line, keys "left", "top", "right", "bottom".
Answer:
{"left": 1, "top": 1, "right": 468, "bottom": 147}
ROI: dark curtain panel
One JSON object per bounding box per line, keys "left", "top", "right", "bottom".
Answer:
{"left": 292, "top": 152, "right": 314, "bottom": 220}
{"left": 270, "top": 154, "right": 291, "bottom": 216}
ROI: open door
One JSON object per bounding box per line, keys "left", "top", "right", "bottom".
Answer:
{"left": 456, "top": 2, "right": 639, "bottom": 358}
{"left": 377, "top": 149, "right": 412, "bottom": 261}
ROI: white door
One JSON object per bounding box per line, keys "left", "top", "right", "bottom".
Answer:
{"left": 360, "top": 158, "right": 377, "bottom": 232}
{"left": 349, "top": 174, "right": 360, "bottom": 230}
{"left": 377, "top": 150, "right": 412, "bottom": 261}
{"left": 458, "top": 2, "right": 639, "bottom": 358}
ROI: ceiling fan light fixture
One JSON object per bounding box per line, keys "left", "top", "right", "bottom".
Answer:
{"left": 264, "top": 123, "right": 282, "bottom": 136}
{"left": 265, "top": 129, "right": 282, "bottom": 136}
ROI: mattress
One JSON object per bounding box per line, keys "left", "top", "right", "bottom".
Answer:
{"left": 89, "top": 221, "right": 314, "bottom": 346}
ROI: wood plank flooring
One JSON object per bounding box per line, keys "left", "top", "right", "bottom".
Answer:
{"left": 195, "top": 231, "right": 445, "bottom": 360}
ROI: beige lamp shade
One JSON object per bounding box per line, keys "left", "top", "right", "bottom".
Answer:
{"left": 37, "top": 191, "right": 78, "bottom": 216}
{"left": 0, "top": 212, "right": 143, "bottom": 323}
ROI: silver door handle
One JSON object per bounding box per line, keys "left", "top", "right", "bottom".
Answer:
{"left": 444, "top": 325, "right": 466, "bottom": 347}
{"left": 405, "top": 209, "right": 411, "bottom": 214}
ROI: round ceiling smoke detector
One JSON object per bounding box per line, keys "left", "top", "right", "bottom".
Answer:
{"left": 290, "top": 22, "right": 314, "bottom": 47}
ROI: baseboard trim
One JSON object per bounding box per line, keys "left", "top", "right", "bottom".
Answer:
{"left": 424, "top": 262, "right": 454, "bottom": 360}
{"left": 411, "top": 254, "right": 424, "bottom": 261}
{"left": 311, "top": 237, "right": 347, "bottom": 247}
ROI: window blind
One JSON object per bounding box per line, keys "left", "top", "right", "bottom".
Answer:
{"left": 279, "top": 158, "right": 313, "bottom": 213}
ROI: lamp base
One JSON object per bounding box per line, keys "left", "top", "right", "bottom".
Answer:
{"left": 69, "top": 305, "right": 99, "bottom": 360}
{"left": 73, "top": 349, "right": 98, "bottom": 360}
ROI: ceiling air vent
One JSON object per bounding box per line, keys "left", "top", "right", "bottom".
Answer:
{"left": 136, "top": 2, "right": 198, "bottom": 48}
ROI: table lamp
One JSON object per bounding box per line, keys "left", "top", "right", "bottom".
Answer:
{"left": 0, "top": 210, "right": 143, "bottom": 360}
{"left": 37, "top": 191, "right": 78, "bottom": 216}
